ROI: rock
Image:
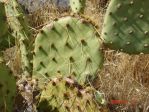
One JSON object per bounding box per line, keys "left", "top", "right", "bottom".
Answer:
{"left": 18, "top": 0, "right": 69, "bottom": 12}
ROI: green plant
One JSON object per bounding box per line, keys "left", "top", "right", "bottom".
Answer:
{"left": 101, "top": 0, "right": 149, "bottom": 54}
{"left": 0, "top": 62, "right": 16, "bottom": 112}
{"left": 0, "top": 2, "right": 8, "bottom": 37}
{"left": 0, "top": 2, "right": 14, "bottom": 50}
{"left": 37, "top": 76, "right": 101, "bottom": 112}
{"left": 33, "top": 16, "right": 103, "bottom": 87}
{"left": 69, "top": 0, "right": 86, "bottom": 13}
{"left": 4, "top": 0, "right": 32, "bottom": 76}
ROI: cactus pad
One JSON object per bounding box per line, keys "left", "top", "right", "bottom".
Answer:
{"left": 0, "top": 63, "right": 16, "bottom": 112}
{"left": 33, "top": 16, "right": 103, "bottom": 86}
{"left": 0, "top": 2, "right": 8, "bottom": 37}
{"left": 0, "top": 2, "right": 14, "bottom": 50}
{"left": 4, "top": 0, "right": 30, "bottom": 36}
{"left": 0, "top": 33, "right": 15, "bottom": 50}
{"left": 4, "top": 0, "right": 32, "bottom": 76}
{"left": 101, "top": 0, "right": 149, "bottom": 54}
{"left": 37, "top": 77, "right": 100, "bottom": 112}
{"left": 70, "top": 0, "right": 86, "bottom": 13}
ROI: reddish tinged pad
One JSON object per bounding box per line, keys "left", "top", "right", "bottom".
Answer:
{"left": 38, "top": 77, "right": 100, "bottom": 112}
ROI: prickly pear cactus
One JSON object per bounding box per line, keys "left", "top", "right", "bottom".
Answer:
{"left": 4, "top": 0, "right": 31, "bottom": 76}
{"left": 0, "top": 33, "right": 15, "bottom": 50}
{"left": 0, "top": 2, "right": 8, "bottom": 37}
{"left": 0, "top": 2, "right": 14, "bottom": 50}
{"left": 37, "top": 77, "right": 100, "bottom": 112}
{"left": 4, "top": 0, "right": 30, "bottom": 36}
{"left": 0, "top": 52, "right": 3, "bottom": 63}
{"left": 70, "top": 0, "right": 86, "bottom": 13}
{"left": 101, "top": 0, "right": 149, "bottom": 54}
{"left": 0, "top": 63, "right": 16, "bottom": 112}
{"left": 33, "top": 16, "right": 103, "bottom": 87}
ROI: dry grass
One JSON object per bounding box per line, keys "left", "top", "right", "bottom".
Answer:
{"left": 95, "top": 51, "right": 149, "bottom": 111}
{"left": 17, "top": 0, "right": 149, "bottom": 111}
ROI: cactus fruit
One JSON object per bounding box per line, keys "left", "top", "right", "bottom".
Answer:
{"left": 4, "top": 0, "right": 32, "bottom": 76}
{"left": 0, "top": 63, "right": 16, "bottom": 112}
{"left": 37, "top": 77, "right": 100, "bottom": 112}
{"left": 101, "top": 0, "right": 149, "bottom": 54}
{"left": 70, "top": 0, "right": 86, "bottom": 13}
{"left": 33, "top": 16, "right": 103, "bottom": 87}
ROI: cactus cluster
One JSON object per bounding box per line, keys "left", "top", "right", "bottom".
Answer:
{"left": 1, "top": 0, "right": 104, "bottom": 111}
{"left": 1, "top": 0, "right": 149, "bottom": 111}
{"left": 37, "top": 76, "right": 100, "bottom": 112}
{"left": 33, "top": 16, "right": 103, "bottom": 87}
{"left": 0, "top": 63, "right": 16, "bottom": 112}
{"left": 101, "top": 0, "right": 149, "bottom": 54}
{"left": 0, "top": 1, "right": 30, "bottom": 111}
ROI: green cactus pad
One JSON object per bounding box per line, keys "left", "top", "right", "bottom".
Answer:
{"left": 101, "top": 0, "right": 149, "bottom": 54}
{"left": 0, "top": 2, "right": 14, "bottom": 50}
{"left": 37, "top": 77, "right": 100, "bottom": 112}
{"left": 4, "top": 0, "right": 30, "bottom": 36}
{"left": 0, "top": 33, "right": 15, "bottom": 50}
{"left": 33, "top": 16, "right": 103, "bottom": 87}
{"left": 4, "top": 0, "right": 32, "bottom": 76}
{"left": 0, "top": 2, "right": 8, "bottom": 37}
{"left": 70, "top": 0, "right": 86, "bottom": 13}
{"left": 0, "top": 63, "right": 16, "bottom": 112}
